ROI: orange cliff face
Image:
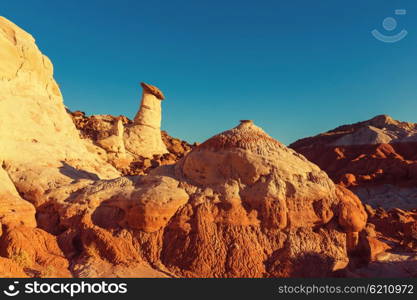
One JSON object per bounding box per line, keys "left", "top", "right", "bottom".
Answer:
{"left": 290, "top": 115, "right": 417, "bottom": 210}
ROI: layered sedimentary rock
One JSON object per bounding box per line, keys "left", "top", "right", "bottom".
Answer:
{"left": 290, "top": 115, "right": 417, "bottom": 276}
{"left": 1, "top": 111, "right": 373, "bottom": 277}
{"left": 290, "top": 115, "right": 417, "bottom": 209}
{"left": 124, "top": 82, "right": 168, "bottom": 158}
{"left": 167, "top": 120, "right": 369, "bottom": 276}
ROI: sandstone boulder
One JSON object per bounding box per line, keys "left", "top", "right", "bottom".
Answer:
{"left": 107, "top": 176, "right": 189, "bottom": 232}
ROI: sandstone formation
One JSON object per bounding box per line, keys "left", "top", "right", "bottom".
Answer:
{"left": 124, "top": 82, "right": 168, "bottom": 158}
{"left": 0, "top": 16, "right": 121, "bottom": 277}
{"left": 0, "top": 16, "right": 399, "bottom": 278}
{"left": 69, "top": 110, "right": 194, "bottom": 175}
{"left": 0, "top": 167, "right": 36, "bottom": 229}
{"left": 290, "top": 115, "right": 417, "bottom": 277}
{"left": 290, "top": 115, "right": 417, "bottom": 210}
{"left": 173, "top": 121, "right": 367, "bottom": 275}
{"left": 0, "top": 257, "right": 28, "bottom": 278}
{"left": 96, "top": 118, "right": 126, "bottom": 161}
{"left": 70, "top": 82, "right": 173, "bottom": 168}
{"left": 33, "top": 120, "right": 373, "bottom": 278}
{"left": 0, "top": 15, "right": 120, "bottom": 219}
{"left": 0, "top": 226, "right": 71, "bottom": 277}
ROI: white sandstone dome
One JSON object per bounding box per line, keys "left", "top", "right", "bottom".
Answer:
{"left": 180, "top": 120, "right": 331, "bottom": 187}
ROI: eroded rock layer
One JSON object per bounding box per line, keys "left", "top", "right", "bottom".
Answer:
{"left": 290, "top": 115, "right": 417, "bottom": 276}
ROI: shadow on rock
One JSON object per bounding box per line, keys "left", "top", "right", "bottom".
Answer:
{"left": 59, "top": 161, "right": 100, "bottom": 181}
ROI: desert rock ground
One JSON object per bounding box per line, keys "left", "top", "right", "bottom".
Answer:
{"left": 0, "top": 16, "right": 415, "bottom": 278}
{"left": 291, "top": 115, "right": 417, "bottom": 277}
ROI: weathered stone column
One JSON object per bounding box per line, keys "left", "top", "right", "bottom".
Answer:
{"left": 124, "top": 82, "right": 168, "bottom": 158}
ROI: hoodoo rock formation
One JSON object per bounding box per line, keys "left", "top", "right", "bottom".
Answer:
{"left": 67, "top": 82, "right": 172, "bottom": 171}
{"left": 124, "top": 82, "right": 168, "bottom": 158}
{"left": 69, "top": 111, "right": 194, "bottom": 175}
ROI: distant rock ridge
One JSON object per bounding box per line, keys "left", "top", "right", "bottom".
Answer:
{"left": 292, "top": 115, "right": 417, "bottom": 148}
{"left": 291, "top": 115, "right": 417, "bottom": 210}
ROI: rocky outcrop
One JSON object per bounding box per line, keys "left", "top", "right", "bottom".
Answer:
{"left": 69, "top": 111, "right": 194, "bottom": 175}
{"left": 0, "top": 257, "right": 28, "bottom": 278}
{"left": 96, "top": 119, "right": 126, "bottom": 160}
{"left": 164, "top": 120, "right": 368, "bottom": 276}
{"left": 0, "top": 226, "right": 71, "bottom": 277}
{"left": 290, "top": 115, "right": 417, "bottom": 210}
{"left": 346, "top": 207, "right": 417, "bottom": 277}
{"left": 2, "top": 118, "right": 372, "bottom": 278}
{"left": 0, "top": 167, "right": 36, "bottom": 229}
{"left": 51, "top": 120, "right": 367, "bottom": 278}
{"left": 0, "top": 16, "right": 120, "bottom": 212}
{"left": 72, "top": 93, "right": 173, "bottom": 168}
{"left": 0, "top": 16, "right": 134, "bottom": 277}
{"left": 290, "top": 115, "right": 417, "bottom": 277}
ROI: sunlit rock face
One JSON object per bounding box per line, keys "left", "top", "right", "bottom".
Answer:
{"left": 0, "top": 16, "right": 119, "bottom": 206}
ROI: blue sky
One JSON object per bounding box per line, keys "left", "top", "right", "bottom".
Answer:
{"left": 2, "top": 0, "right": 416, "bottom": 144}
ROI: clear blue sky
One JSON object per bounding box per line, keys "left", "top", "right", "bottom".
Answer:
{"left": 2, "top": 0, "right": 416, "bottom": 144}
